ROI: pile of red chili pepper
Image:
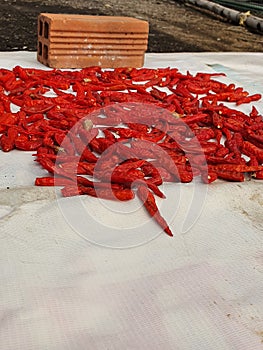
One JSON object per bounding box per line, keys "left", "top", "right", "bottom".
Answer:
{"left": 0, "top": 65, "right": 263, "bottom": 236}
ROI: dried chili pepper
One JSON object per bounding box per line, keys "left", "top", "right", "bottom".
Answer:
{"left": 35, "top": 176, "right": 74, "bottom": 187}
{"left": 215, "top": 170, "right": 245, "bottom": 182}
{"left": 242, "top": 141, "right": 263, "bottom": 162}
{"left": 61, "top": 184, "right": 134, "bottom": 201}
{"left": 0, "top": 126, "right": 18, "bottom": 152}
{"left": 137, "top": 184, "right": 173, "bottom": 237}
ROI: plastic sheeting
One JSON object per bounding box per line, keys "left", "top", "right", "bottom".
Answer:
{"left": 0, "top": 52, "right": 263, "bottom": 350}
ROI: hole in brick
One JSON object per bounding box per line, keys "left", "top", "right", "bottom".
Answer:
{"left": 38, "top": 42, "right": 42, "bottom": 56}
{"left": 43, "top": 45, "right": 48, "bottom": 59}
{"left": 44, "top": 22, "right": 49, "bottom": 39}
{"left": 39, "top": 20, "right": 43, "bottom": 36}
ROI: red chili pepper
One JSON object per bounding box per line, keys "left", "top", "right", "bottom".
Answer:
{"left": 89, "top": 136, "right": 115, "bottom": 154}
{"left": 36, "top": 157, "right": 57, "bottom": 174}
{"left": 183, "top": 141, "right": 218, "bottom": 155}
{"left": 0, "top": 126, "right": 18, "bottom": 152}
{"left": 35, "top": 176, "right": 74, "bottom": 186}
{"left": 153, "top": 166, "right": 175, "bottom": 182}
{"left": 141, "top": 161, "right": 161, "bottom": 179}
{"left": 236, "top": 93, "right": 261, "bottom": 105}
{"left": 181, "top": 113, "right": 209, "bottom": 125}
{"left": 186, "top": 81, "right": 211, "bottom": 95}
{"left": 215, "top": 145, "right": 229, "bottom": 158}
{"left": 58, "top": 161, "right": 95, "bottom": 176}
{"left": 129, "top": 68, "right": 157, "bottom": 81}
{"left": 206, "top": 155, "right": 242, "bottom": 165}
{"left": 168, "top": 96, "right": 184, "bottom": 114}
{"left": 195, "top": 128, "right": 215, "bottom": 141}
{"left": 0, "top": 112, "right": 19, "bottom": 130}
{"left": 107, "top": 127, "right": 141, "bottom": 139}
{"left": 36, "top": 154, "right": 78, "bottom": 163}
{"left": 245, "top": 129, "right": 263, "bottom": 147}
{"left": 61, "top": 184, "right": 134, "bottom": 201}
{"left": 68, "top": 131, "right": 97, "bottom": 162}
{"left": 242, "top": 141, "right": 263, "bottom": 162}
{"left": 249, "top": 106, "right": 259, "bottom": 118}
{"left": 21, "top": 98, "right": 55, "bottom": 114}
{"left": 150, "top": 87, "right": 167, "bottom": 101}
{"left": 175, "top": 83, "right": 194, "bottom": 99}
{"left": 142, "top": 77, "right": 161, "bottom": 88}
{"left": 0, "top": 93, "right": 11, "bottom": 112}
{"left": 24, "top": 113, "right": 44, "bottom": 125}
{"left": 201, "top": 170, "right": 218, "bottom": 184}
{"left": 211, "top": 164, "right": 263, "bottom": 173}
{"left": 77, "top": 176, "right": 124, "bottom": 191}
{"left": 214, "top": 129, "right": 223, "bottom": 145}
{"left": 222, "top": 127, "right": 232, "bottom": 141}
{"left": 223, "top": 118, "right": 244, "bottom": 132}
{"left": 144, "top": 179, "right": 165, "bottom": 198}
{"left": 252, "top": 170, "right": 263, "bottom": 180}
{"left": 125, "top": 122, "right": 149, "bottom": 133}
{"left": 110, "top": 168, "right": 145, "bottom": 186}
{"left": 15, "top": 134, "right": 43, "bottom": 151}
{"left": 212, "top": 112, "right": 224, "bottom": 129}
{"left": 215, "top": 170, "right": 245, "bottom": 182}
{"left": 137, "top": 184, "right": 173, "bottom": 237}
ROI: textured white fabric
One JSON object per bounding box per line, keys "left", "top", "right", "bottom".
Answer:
{"left": 0, "top": 52, "right": 263, "bottom": 349}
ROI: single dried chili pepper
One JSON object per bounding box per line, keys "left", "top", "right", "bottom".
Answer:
{"left": 144, "top": 179, "right": 165, "bottom": 198}
{"left": 35, "top": 176, "right": 74, "bottom": 187}
{"left": 215, "top": 170, "right": 245, "bottom": 182}
{"left": 137, "top": 184, "right": 173, "bottom": 237}
{"left": 110, "top": 168, "right": 145, "bottom": 186}
{"left": 141, "top": 161, "right": 162, "bottom": 180}
{"left": 21, "top": 100, "right": 55, "bottom": 114}
{"left": 68, "top": 130, "right": 98, "bottom": 162}
{"left": 236, "top": 93, "right": 261, "bottom": 105}
{"left": 245, "top": 129, "right": 263, "bottom": 147}
{"left": 249, "top": 106, "right": 259, "bottom": 118}
{"left": 77, "top": 176, "right": 124, "bottom": 191}
{"left": 215, "top": 145, "right": 229, "bottom": 158}
{"left": 15, "top": 134, "right": 43, "bottom": 151}
{"left": 223, "top": 118, "right": 244, "bottom": 132}
{"left": 35, "top": 153, "right": 78, "bottom": 163}
{"left": 212, "top": 112, "right": 224, "bottom": 129}
{"left": 0, "top": 126, "right": 18, "bottom": 152}
{"left": 194, "top": 128, "right": 215, "bottom": 141}
{"left": 58, "top": 161, "right": 95, "bottom": 176}
{"left": 242, "top": 141, "right": 263, "bottom": 162}
{"left": 214, "top": 129, "right": 223, "bottom": 145}
{"left": 125, "top": 122, "right": 150, "bottom": 133}
{"left": 222, "top": 127, "right": 232, "bottom": 141}
{"left": 206, "top": 155, "right": 243, "bottom": 165}
{"left": 0, "top": 112, "right": 19, "bottom": 129}
{"left": 129, "top": 68, "right": 157, "bottom": 81}
{"left": 89, "top": 136, "right": 115, "bottom": 154}
{"left": 61, "top": 184, "right": 134, "bottom": 201}
{"left": 150, "top": 87, "right": 167, "bottom": 101}
{"left": 107, "top": 127, "right": 142, "bottom": 139}
{"left": 201, "top": 171, "right": 218, "bottom": 184}
{"left": 252, "top": 170, "right": 263, "bottom": 179}
{"left": 181, "top": 113, "right": 209, "bottom": 125}
{"left": 211, "top": 164, "right": 263, "bottom": 173}
{"left": 0, "top": 93, "right": 11, "bottom": 112}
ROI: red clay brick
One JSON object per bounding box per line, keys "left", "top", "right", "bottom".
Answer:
{"left": 37, "top": 14, "right": 149, "bottom": 69}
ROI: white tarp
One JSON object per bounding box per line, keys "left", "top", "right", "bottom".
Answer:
{"left": 0, "top": 52, "right": 262, "bottom": 349}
